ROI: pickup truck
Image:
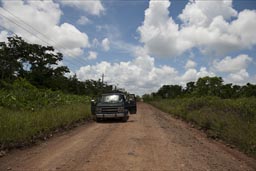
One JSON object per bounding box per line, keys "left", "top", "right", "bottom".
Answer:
{"left": 91, "top": 93, "right": 137, "bottom": 122}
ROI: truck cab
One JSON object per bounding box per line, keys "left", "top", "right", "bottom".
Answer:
{"left": 91, "top": 93, "right": 137, "bottom": 122}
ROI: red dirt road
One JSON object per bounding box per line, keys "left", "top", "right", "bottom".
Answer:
{"left": 0, "top": 102, "right": 255, "bottom": 171}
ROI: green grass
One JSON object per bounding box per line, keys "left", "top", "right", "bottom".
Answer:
{"left": 0, "top": 103, "right": 91, "bottom": 147}
{"left": 149, "top": 97, "right": 256, "bottom": 157}
{"left": 0, "top": 79, "right": 92, "bottom": 149}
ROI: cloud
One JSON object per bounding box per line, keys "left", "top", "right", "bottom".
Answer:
{"left": 180, "top": 67, "right": 215, "bottom": 84}
{"left": 76, "top": 47, "right": 215, "bottom": 95}
{"left": 101, "top": 38, "right": 110, "bottom": 51}
{"left": 179, "top": 0, "right": 237, "bottom": 27}
{"left": 138, "top": 0, "right": 256, "bottom": 57}
{"left": 0, "top": 0, "right": 89, "bottom": 57}
{"left": 87, "top": 51, "right": 98, "bottom": 60}
{"left": 137, "top": 0, "right": 189, "bottom": 57}
{"left": 229, "top": 10, "right": 256, "bottom": 49}
{"left": 185, "top": 59, "right": 197, "bottom": 69}
{"left": 225, "top": 69, "right": 250, "bottom": 84}
{"left": 59, "top": 0, "right": 104, "bottom": 16}
{"left": 0, "top": 30, "right": 9, "bottom": 42}
{"left": 77, "top": 16, "right": 91, "bottom": 25}
{"left": 213, "top": 54, "right": 252, "bottom": 73}
{"left": 76, "top": 54, "right": 178, "bottom": 95}
{"left": 92, "top": 38, "right": 100, "bottom": 48}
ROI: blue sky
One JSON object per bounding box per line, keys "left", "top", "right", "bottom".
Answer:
{"left": 0, "top": 0, "right": 256, "bottom": 95}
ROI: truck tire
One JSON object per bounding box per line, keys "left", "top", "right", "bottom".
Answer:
{"left": 96, "top": 117, "right": 101, "bottom": 122}
{"left": 122, "top": 115, "right": 129, "bottom": 122}
{"left": 93, "top": 116, "right": 100, "bottom": 122}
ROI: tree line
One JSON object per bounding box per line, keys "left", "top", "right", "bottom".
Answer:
{"left": 0, "top": 36, "right": 113, "bottom": 96}
{"left": 143, "top": 76, "right": 256, "bottom": 100}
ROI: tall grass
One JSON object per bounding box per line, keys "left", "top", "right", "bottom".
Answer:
{"left": 0, "top": 79, "right": 91, "bottom": 149}
{"left": 149, "top": 97, "right": 256, "bottom": 157}
{"left": 0, "top": 103, "right": 90, "bottom": 147}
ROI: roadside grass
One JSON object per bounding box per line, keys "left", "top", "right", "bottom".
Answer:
{"left": 0, "top": 79, "right": 91, "bottom": 149}
{"left": 148, "top": 97, "right": 256, "bottom": 157}
{"left": 0, "top": 103, "right": 90, "bottom": 148}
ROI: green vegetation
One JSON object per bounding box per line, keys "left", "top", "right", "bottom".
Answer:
{"left": 144, "top": 76, "right": 256, "bottom": 157}
{"left": 0, "top": 103, "right": 90, "bottom": 147}
{"left": 0, "top": 35, "right": 132, "bottom": 150}
{"left": 143, "top": 76, "right": 256, "bottom": 100}
{"left": 0, "top": 36, "right": 121, "bottom": 149}
{"left": 0, "top": 36, "right": 113, "bottom": 96}
{"left": 0, "top": 79, "right": 91, "bottom": 148}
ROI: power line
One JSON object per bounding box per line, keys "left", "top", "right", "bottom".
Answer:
{"left": 0, "top": 12, "right": 52, "bottom": 46}
{"left": 0, "top": 21, "right": 81, "bottom": 69}
{"left": 0, "top": 8, "right": 89, "bottom": 69}
{"left": 0, "top": 9, "right": 85, "bottom": 68}
{"left": 1, "top": 7, "right": 57, "bottom": 46}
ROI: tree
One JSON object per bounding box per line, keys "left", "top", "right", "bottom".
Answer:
{"left": 195, "top": 76, "right": 223, "bottom": 96}
{"left": 0, "top": 36, "right": 70, "bottom": 90}
{"left": 156, "top": 85, "right": 183, "bottom": 98}
{"left": 220, "top": 83, "right": 233, "bottom": 99}
{"left": 0, "top": 36, "right": 27, "bottom": 81}
{"left": 185, "top": 81, "right": 195, "bottom": 95}
{"left": 240, "top": 83, "right": 256, "bottom": 97}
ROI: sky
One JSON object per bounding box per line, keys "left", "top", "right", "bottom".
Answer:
{"left": 0, "top": 0, "right": 256, "bottom": 95}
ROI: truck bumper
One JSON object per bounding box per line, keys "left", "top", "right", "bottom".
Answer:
{"left": 96, "top": 113, "right": 126, "bottom": 118}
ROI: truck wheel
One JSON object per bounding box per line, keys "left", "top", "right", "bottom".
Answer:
{"left": 92, "top": 115, "right": 97, "bottom": 121}
{"left": 95, "top": 117, "right": 100, "bottom": 122}
{"left": 122, "top": 115, "right": 129, "bottom": 122}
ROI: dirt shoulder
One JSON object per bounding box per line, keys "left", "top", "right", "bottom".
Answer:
{"left": 0, "top": 102, "right": 255, "bottom": 171}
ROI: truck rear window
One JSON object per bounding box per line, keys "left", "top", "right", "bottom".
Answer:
{"left": 100, "top": 94, "right": 123, "bottom": 103}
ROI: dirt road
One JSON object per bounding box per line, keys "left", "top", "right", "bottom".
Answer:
{"left": 0, "top": 102, "right": 255, "bottom": 171}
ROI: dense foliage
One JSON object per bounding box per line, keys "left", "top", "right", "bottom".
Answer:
{"left": 0, "top": 36, "right": 113, "bottom": 96}
{"left": 143, "top": 76, "right": 256, "bottom": 100}
{"left": 0, "top": 78, "right": 88, "bottom": 111}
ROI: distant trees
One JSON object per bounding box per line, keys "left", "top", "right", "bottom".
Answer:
{"left": 0, "top": 36, "right": 113, "bottom": 96}
{"left": 147, "top": 76, "right": 256, "bottom": 100}
{"left": 157, "top": 85, "right": 183, "bottom": 99}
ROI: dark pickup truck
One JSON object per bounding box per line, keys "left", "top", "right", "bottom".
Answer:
{"left": 91, "top": 93, "right": 137, "bottom": 122}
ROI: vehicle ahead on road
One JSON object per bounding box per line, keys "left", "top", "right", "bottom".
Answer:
{"left": 91, "top": 93, "right": 137, "bottom": 122}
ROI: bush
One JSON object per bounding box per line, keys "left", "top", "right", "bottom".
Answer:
{"left": 0, "top": 78, "right": 89, "bottom": 111}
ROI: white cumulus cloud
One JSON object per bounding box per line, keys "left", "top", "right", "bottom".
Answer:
{"left": 213, "top": 54, "right": 252, "bottom": 73}
{"left": 180, "top": 67, "right": 215, "bottom": 85}
{"left": 76, "top": 54, "right": 179, "bottom": 95}
{"left": 225, "top": 69, "right": 250, "bottom": 84}
{"left": 137, "top": 0, "right": 190, "bottom": 57}
{"left": 138, "top": 0, "right": 256, "bottom": 58}
{"left": 76, "top": 47, "right": 215, "bottom": 95}
{"left": 87, "top": 51, "right": 98, "bottom": 60}
{"left": 185, "top": 59, "right": 197, "bottom": 69}
{"left": 102, "top": 38, "right": 110, "bottom": 51}
{"left": 77, "top": 16, "right": 91, "bottom": 25}
{"left": 59, "top": 0, "right": 104, "bottom": 16}
{"left": 0, "top": 0, "right": 90, "bottom": 57}
{"left": 179, "top": 0, "right": 237, "bottom": 27}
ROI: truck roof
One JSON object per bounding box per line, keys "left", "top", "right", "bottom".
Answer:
{"left": 101, "top": 93, "right": 125, "bottom": 96}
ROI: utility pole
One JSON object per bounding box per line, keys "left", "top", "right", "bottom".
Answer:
{"left": 102, "top": 73, "right": 104, "bottom": 84}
